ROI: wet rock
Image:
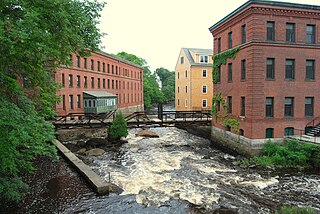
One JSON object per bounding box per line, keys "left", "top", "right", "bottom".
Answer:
{"left": 78, "top": 148, "right": 86, "bottom": 154}
{"left": 135, "top": 130, "right": 159, "bottom": 138}
{"left": 86, "top": 138, "right": 108, "bottom": 147}
{"left": 77, "top": 140, "right": 86, "bottom": 147}
{"left": 85, "top": 148, "right": 105, "bottom": 156}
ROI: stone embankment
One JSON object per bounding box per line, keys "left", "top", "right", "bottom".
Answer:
{"left": 55, "top": 139, "right": 119, "bottom": 195}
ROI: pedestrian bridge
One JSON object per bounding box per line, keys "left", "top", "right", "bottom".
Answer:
{"left": 53, "top": 110, "right": 212, "bottom": 129}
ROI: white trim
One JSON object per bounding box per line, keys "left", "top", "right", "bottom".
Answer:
{"left": 202, "top": 69, "right": 207, "bottom": 78}
{"left": 202, "top": 99, "right": 207, "bottom": 108}
{"left": 202, "top": 85, "right": 207, "bottom": 94}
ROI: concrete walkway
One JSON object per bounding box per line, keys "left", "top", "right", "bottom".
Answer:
{"left": 54, "top": 139, "right": 112, "bottom": 195}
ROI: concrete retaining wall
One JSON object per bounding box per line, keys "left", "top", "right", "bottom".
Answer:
{"left": 211, "top": 126, "right": 283, "bottom": 157}
{"left": 54, "top": 139, "right": 113, "bottom": 195}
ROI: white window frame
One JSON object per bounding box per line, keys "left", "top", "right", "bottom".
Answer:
{"left": 202, "top": 69, "right": 207, "bottom": 77}
{"left": 185, "top": 99, "right": 188, "bottom": 107}
{"left": 202, "top": 85, "right": 207, "bottom": 94}
{"left": 200, "top": 55, "right": 209, "bottom": 63}
{"left": 202, "top": 99, "right": 207, "bottom": 108}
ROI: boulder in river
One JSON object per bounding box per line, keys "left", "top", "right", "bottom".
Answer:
{"left": 85, "top": 148, "right": 105, "bottom": 156}
{"left": 135, "top": 130, "right": 159, "bottom": 138}
{"left": 86, "top": 138, "right": 108, "bottom": 147}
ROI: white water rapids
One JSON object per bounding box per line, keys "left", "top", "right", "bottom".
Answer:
{"left": 87, "top": 127, "right": 319, "bottom": 213}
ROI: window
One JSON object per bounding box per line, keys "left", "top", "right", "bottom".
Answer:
{"left": 267, "top": 21, "right": 275, "bottom": 41}
{"left": 185, "top": 70, "right": 188, "bottom": 78}
{"left": 76, "top": 75, "right": 80, "bottom": 88}
{"left": 91, "top": 59, "right": 94, "bottom": 70}
{"left": 239, "top": 129, "right": 244, "bottom": 136}
{"left": 185, "top": 99, "right": 188, "bottom": 107}
{"left": 76, "top": 56, "right": 80, "bottom": 68}
{"left": 62, "top": 74, "right": 65, "bottom": 87}
{"left": 103, "top": 63, "right": 105, "bottom": 72}
{"left": 103, "top": 79, "right": 106, "bottom": 88}
{"left": 91, "top": 77, "right": 94, "bottom": 88}
{"left": 216, "top": 66, "right": 221, "bottom": 83}
{"left": 202, "top": 85, "right": 207, "bottom": 94}
{"left": 177, "top": 72, "right": 180, "bottom": 79}
{"left": 116, "top": 66, "right": 118, "bottom": 75}
{"left": 77, "top": 95, "right": 81, "bottom": 108}
{"left": 112, "top": 80, "right": 114, "bottom": 89}
{"left": 178, "top": 86, "right": 180, "bottom": 93}
{"left": 84, "top": 58, "right": 87, "bottom": 69}
{"left": 305, "top": 97, "right": 314, "bottom": 117}
{"left": 200, "top": 55, "right": 208, "bottom": 63}
{"left": 202, "top": 69, "right": 207, "bottom": 77}
{"left": 97, "top": 61, "right": 100, "bottom": 71}
{"left": 284, "top": 127, "right": 294, "bottom": 136}
{"left": 217, "top": 101, "right": 221, "bottom": 111}
{"left": 286, "top": 23, "right": 295, "bottom": 43}
{"left": 218, "top": 38, "right": 221, "bottom": 53}
{"left": 241, "top": 59, "right": 246, "bottom": 80}
{"left": 84, "top": 76, "right": 87, "bottom": 88}
{"left": 62, "top": 95, "right": 66, "bottom": 110}
{"left": 185, "top": 85, "right": 188, "bottom": 93}
{"left": 178, "top": 99, "right": 180, "bottom": 106}
{"left": 228, "top": 63, "right": 232, "bottom": 82}
{"left": 107, "top": 64, "right": 110, "bottom": 73}
{"left": 266, "top": 97, "right": 274, "bottom": 117}
{"left": 242, "top": 24, "right": 246, "bottom": 44}
{"left": 306, "top": 60, "right": 315, "bottom": 80}
{"left": 98, "top": 78, "right": 101, "bottom": 88}
{"left": 228, "top": 32, "right": 232, "bottom": 49}
{"left": 69, "top": 95, "right": 73, "bottom": 110}
{"left": 284, "top": 97, "right": 294, "bottom": 117}
{"left": 202, "top": 99, "right": 207, "bottom": 108}
{"left": 181, "top": 57, "right": 184, "bottom": 64}
{"left": 266, "top": 58, "right": 275, "bottom": 80}
{"left": 306, "top": 25, "right": 315, "bottom": 44}
{"left": 68, "top": 75, "right": 73, "bottom": 87}
{"left": 285, "top": 59, "right": 295, "bottom": 80}
{"left": 112, "top": 65, "right": 114, "bottom": 74}
{"left": 240, "top": 96, "right": 245, "bottom": 116}
{"left": 69, "top": 54, "right": 73, "bottom": 66}
{"left": 227, "top": 96, "right": 232, "bottom": 113}
{"left": 266, "top": 128, "right": 274, "bottom": 138}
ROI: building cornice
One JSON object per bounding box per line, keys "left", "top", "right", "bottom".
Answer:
{"left": 209, "top": 0, "right": 320, "bottom": 33}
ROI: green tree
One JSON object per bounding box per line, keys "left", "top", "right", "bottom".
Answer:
{"left": 155, "top": 67, "right": 175, "bottom": 102}
{"left": 0, "top": 0, "right": 105, "bottom": 201}
{"left": 108, "top": 112, "right": 128, "bottom": 141}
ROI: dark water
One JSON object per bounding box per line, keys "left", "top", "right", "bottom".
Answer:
{"left": 2, "top": 127, "right": 320, "bottom": 214}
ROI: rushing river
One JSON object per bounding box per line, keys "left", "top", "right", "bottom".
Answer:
{"left": 66, "top": 127, "right": 319, "bottom": 214}
{"left": 3, "top": 127, "right": 320, "bottom": 213}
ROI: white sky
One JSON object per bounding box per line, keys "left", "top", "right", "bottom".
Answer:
{"left": 99, "top": 0, "right": 319, "bottom": 71}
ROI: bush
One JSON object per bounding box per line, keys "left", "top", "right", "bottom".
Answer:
{"left": 107, "top": 112, "right": 128, "bottom": 141}
{"left": 276, "top": 205, "right": 316, "bottom": 214}
{"left": 247, "top": 139, "right": 320, "bottom": 169}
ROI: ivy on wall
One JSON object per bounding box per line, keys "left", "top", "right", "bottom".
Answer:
{"left": 211, "top": 46, "right": 241, "bottom": 134}
{"left": 212, "top": 47, "right": 240, "bottom": 84}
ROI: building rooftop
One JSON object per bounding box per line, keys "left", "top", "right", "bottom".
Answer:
{"left": 83, "top": 91, "right": 117, "bottom": 98}
{"left": 181, "top": 48, "right": 212, "bottom": 66}
{"left": 209, "top": 0, "right": 320, "bottom": 31}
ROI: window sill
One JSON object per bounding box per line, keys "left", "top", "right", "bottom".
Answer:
{"left": 266, "top": 78, "right": 275, "bottom": 81}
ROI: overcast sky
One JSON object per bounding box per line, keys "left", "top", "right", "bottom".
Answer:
{"left": 99, "top": 0, "right": 319, "bottom": 71}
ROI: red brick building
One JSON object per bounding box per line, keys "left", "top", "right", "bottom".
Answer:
{"left": 209, "top": 0, "right": 320, "bottom": 143}
{"left": 55, "top": 51, "right": 144, "bottom": 116}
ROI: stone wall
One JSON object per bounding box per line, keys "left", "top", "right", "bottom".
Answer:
{"left": 211, "top": 126, "right": 283, "bottom": 157}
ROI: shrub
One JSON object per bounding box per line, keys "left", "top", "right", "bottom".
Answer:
{"left": 107, "top": 112, "right": 128, "bottom": 141}
{"left": 275, "top": 205, "right": 316, "bottom": 214}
